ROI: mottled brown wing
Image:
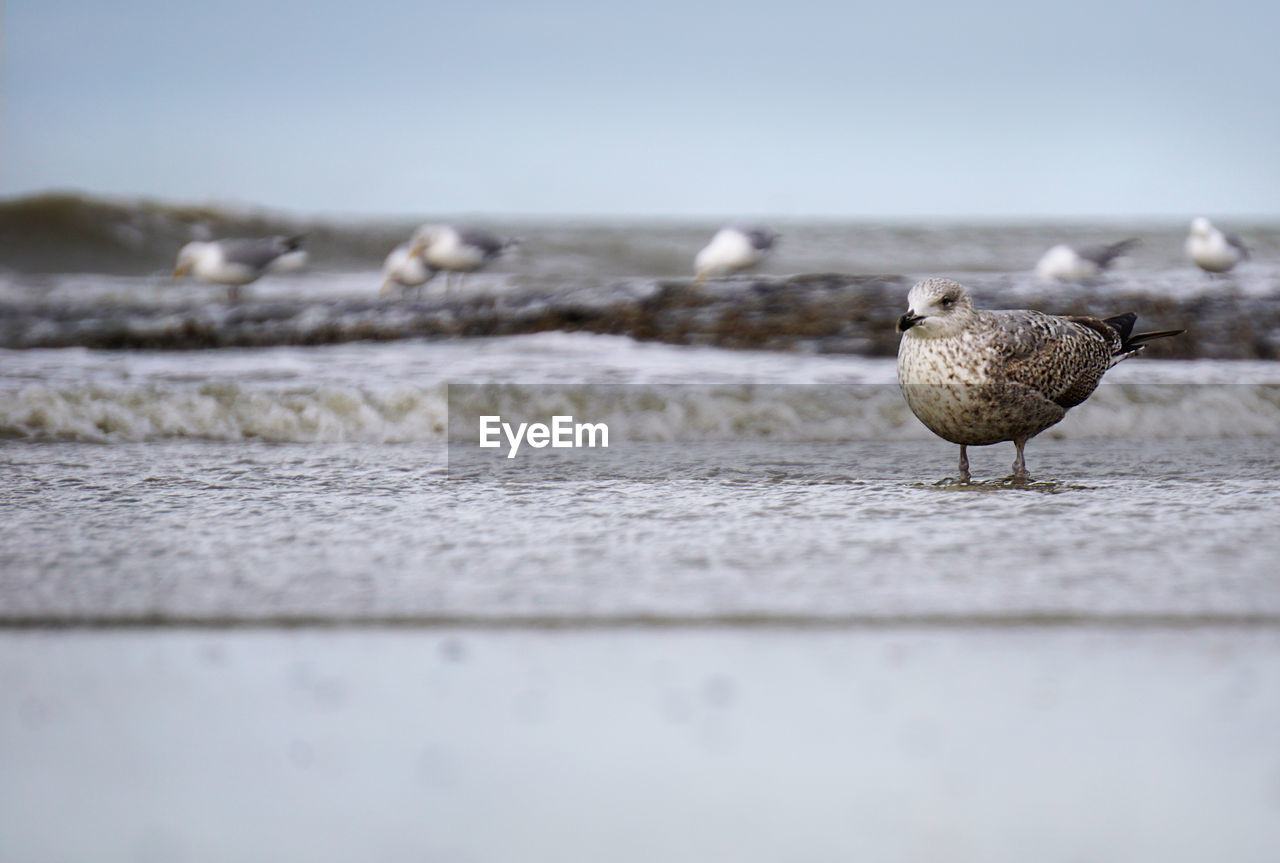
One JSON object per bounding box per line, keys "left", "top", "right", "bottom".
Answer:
{"left": 988, "top": 311, "right": 1116, "bottom": 409}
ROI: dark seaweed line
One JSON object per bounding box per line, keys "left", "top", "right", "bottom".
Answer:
{"left": 2, "top": 274, "right": 1273, "bottom": 357}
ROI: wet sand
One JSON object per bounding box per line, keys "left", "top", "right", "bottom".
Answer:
{"left": 2, "top": 626, "right": 1278, "bottom": 863}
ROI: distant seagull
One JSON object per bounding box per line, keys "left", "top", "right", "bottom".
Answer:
{"left": 173, "top": 235, "right": 305, "bottom": 303}
{"left": 694, "top": 227, "right": 778, "bottom": 282}
{"left": 1034, "top": 238, "right": 1138, "bottom": 283}
{"left": 1186, "top": 217, "right": 1249, "bottom": 274}
{"left": 408, "top": 224, "right": 516, "bottom": 292}
{"left": 380, "top": 241, "right": 438, "bottom": 297}
{"left": 896, "top": 277, "right": 1182, "bottom": 483}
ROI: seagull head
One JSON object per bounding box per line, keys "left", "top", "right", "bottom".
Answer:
{"left": 408, "top": 224, "right": 450, "bottom": 258}
{"left": 1190, "top": 217, "right": 1213, "bottom": 238}
{"left": 897, "top": 278, "right": 975, "bottom": 336}
{"left": 172, "top": 241, "right": 205, "bottom": 278}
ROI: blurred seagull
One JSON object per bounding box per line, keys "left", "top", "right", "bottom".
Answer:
{"left": 173, "top": 235, "right": 305, "bottom": 303}
{"left": 1186, "top": 217, "right": 1249, "bottom": 274}
{"left": 408, "top": 224, "right": 516, "bottom": 292}
{"left": 694, "top": 227, "right": 778, "bottom": 282}
{"left": 896, "top": 277, "right": 1183, "bottom": 483}
{"left": 380, "top": 241, "right": 438, "bottom": 297}
{"left": 1034, "top": 238, "right": 1138, "bottom": 283}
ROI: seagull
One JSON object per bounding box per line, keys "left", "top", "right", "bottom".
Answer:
{"left": 407, "top": 224, "right": 515, "bottom": 292}
{"left": 1186, "top": 217, "right": 1249, "bottom": 274}
{"left": 1034, "top": 238, "right": 1138, "bottom": 283}
{"left": 694, "top": 227, "right": 778, "bottom": 282}
{"left": 380, "top": 241, "right": 438, "bottom": 297}
{"left": 896, "top": 277, "right": 1183, "bottom": 483}
{"left": 173, "top": 235, "right": 305, "bottom": 303}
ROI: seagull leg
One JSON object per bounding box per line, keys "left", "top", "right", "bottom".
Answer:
{"left": 957, "top": 445, "right": 970, "bottom": 483}
{"left": 228, "top": 285, "right": 240, "bottom": 305}
{"left": 1011, "top": 437, "right": 1029, "bottom": 480}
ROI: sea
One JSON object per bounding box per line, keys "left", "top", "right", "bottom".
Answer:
{"left": 2, "top": 194, "right": 1279, "bottom": 862}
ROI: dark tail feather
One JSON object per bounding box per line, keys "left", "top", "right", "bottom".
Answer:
{"left": 1126, "top": 328, "right": 1185, "bottom": 347}
{"left": 1105, "top": 312, "right": 1183, "bottom": 358}
{"left": 1103, "top": 313, "right": 1137, "bottom": 343}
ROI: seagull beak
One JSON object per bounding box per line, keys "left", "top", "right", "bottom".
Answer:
{"left": 173, "top": 264, "right": 190, "bottom": 278}
{"left": 897, "top": 312, "right": 924, "bottom": 333}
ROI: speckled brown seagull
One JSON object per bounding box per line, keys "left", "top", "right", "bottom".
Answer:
{"left": 896, "top": 277, "right": 1183, "bottom": 482}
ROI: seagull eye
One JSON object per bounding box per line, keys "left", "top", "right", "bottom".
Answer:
{"left": 940, "top": 297, "right": 954, "bottom": 308}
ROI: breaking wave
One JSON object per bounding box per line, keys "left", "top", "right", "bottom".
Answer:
{"left": 3, "top": 382, "right": 1277, "bottom": 444}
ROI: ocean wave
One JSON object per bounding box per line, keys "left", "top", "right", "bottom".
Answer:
{"left": 6, "top": 191, "right": 1279, "bottom": 281}
{"left": 5, "top": 273, "right": 1276, "bottom": 359}
{"left": 4, "top": 193, "right": 1280, "bottom": 359}
{"left": 0, "top": 384, "right": 449, "bottom": 443}
{"left": 3, "top": 382, "right": 1277, "bottom": 444}
{"left": 0, "top": 192, "right": 409, "bottom": 274}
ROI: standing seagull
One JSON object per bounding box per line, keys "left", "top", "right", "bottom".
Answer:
{"left": 408, "top": 224, "right": 515, "bottom": 293}
{"left": 896, "top": 277, "right": 1182, "bottom": 482}
{"left": 173, "top": 235, "right": 306, "bottom": 304}
{"left": 694, "top": 227, "right": 778, "bottom": 282}
{"left": 1034, "top": 238, "right": 1138, "bottom": 283}
{"left": 380, "top": 241, "right": 438, "bottom": 297}
{"left": 1186, "top": 217, "right": 1249, "bottom": 274}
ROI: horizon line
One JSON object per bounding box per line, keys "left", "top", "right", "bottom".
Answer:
{"left": 4, "top": 188, "right": 1280, "bottom": 225}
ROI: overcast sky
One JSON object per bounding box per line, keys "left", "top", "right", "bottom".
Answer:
{"left": 4, "top": 0, "right": 1278, "bottom": 217}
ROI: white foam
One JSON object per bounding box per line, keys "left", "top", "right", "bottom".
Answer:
{"left": 3, "top": 336, "right": 1278, "bottom": 443}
